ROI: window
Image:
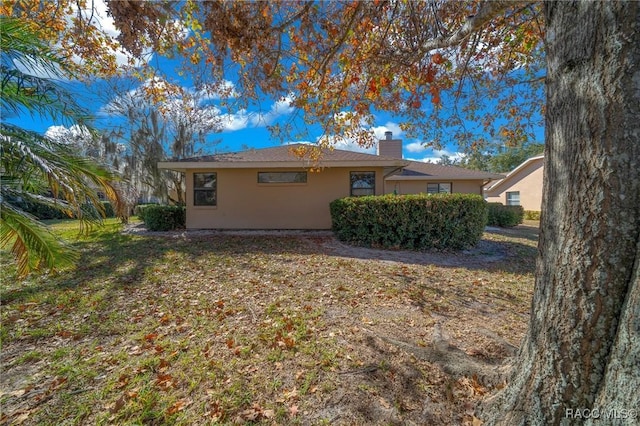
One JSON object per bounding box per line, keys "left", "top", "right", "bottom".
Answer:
{"left": 350, "top": 171, "right": 375, "bottom": 196}
{"left": 427, "top": 183, "right": 452, "bottom": 194}
{"left": 193, "top": 172, "right": 217, "bottom": 206}
{"left": 257, "top": 171, "right": 307, "bottom": 183}
{"left": 506, "top": 191, "right": 520, "bottom": 206}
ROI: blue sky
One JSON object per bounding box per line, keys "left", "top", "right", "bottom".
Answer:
{"left": 8, "top": 0, "right": 544, "bottom": 164}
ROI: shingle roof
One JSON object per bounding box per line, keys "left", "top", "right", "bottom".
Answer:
{"left": 159, "top": 143, "right": 505, "bottom": 181}
{"left": 386, "top": 160, "right": 504, "bottom": 181}
{"left": 178, "top": 143, "right": 398, "bottom": 163}
{"left": 159, "top": 143, "right": 407, "bottom": 170}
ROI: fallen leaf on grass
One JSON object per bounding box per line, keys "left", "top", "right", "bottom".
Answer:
{"left": 234, "top": 403, "right": 272, "bottom": 422}
{"left": 114, "top": 374, "right": 129, "bottom": 389}
{"left": 166, "top": 398, "right": 192, "bottom": 415}
{"left": 283, "top": 388, "right": 299, "bottom": 401}
{"left": 128, "top": 345, "right": 143, "bottom": 356}
{"left": 158, "top": 358, "right": 171, "bottom": 371}
{"left": 156, "top": 374, "right": 174, "bottom": 390}
{"left": 289, "top": 404, "right": 298, "bottom": 417}
{"left": 144, "top": 333, "right": 158, "bottom": 342}
{"left": 49, "top": 376, "right": 68, "bottom": 391}
{"left": 108, "top": 395, "right": 127, "bottom": 414}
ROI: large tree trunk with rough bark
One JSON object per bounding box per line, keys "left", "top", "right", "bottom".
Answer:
{"left": 482, "top": 1, "right": 640, "bottom": 424}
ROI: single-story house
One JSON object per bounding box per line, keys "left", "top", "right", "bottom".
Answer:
{"left": 158, "top": 132, "right": 503, "bottom": 229}
{"left": 484, "top": 155, "right": 544, "bottom": 211}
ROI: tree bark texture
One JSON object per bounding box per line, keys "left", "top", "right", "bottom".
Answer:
{"left": 483, "top": 1, "right": 640, "bottom": 424}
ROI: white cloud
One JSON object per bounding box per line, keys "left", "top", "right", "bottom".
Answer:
{"left": 407, "top": 148, "right": 466, "bottom": 163}
{"left": 15, "top": 0, "right": 154, "bottom": 80}
{"left": 218, "top": 96, "right": 296, "bottom": 132}
{"left": 324, "top": 135, "right": 377, "bottom": 154}
{"left": 197, "top": 81, "right": 238, "bottom": 101}
{"left": 85, "top": 0, "right": 154, "bottom": 69}
{"left": 405, "top": 141, "right": 427, "bottom": 153}
{"left": 371, "top": 122, "right": 403, "bottom": 140}
{"left": 219, "top": 110, "right": 252, "bottom": 132}
{"left": 312, "top": 121, "right": 405, "bottom": 154}
{"left": 44, "top": 125, "right": 91, "bottom": 143}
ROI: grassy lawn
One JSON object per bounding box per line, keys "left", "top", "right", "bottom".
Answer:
{"left": 1, "top": 219, "right": 538, "bottom": 425}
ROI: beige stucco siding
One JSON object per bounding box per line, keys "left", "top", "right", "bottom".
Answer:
{"left": 485, "top": 159, "right": 543, "bottom": 211}
{"left": 186, "top": 167, "right": 386, "bottom": 229}
{"left": 383, "top": 179, "right": 485, "bottom": 195}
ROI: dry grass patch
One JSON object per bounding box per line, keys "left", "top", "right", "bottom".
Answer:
{"left": 1, "top": 220, "right": 538, "bottom": 425}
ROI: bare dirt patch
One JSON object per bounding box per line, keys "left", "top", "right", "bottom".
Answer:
{"left": 1, "top": 222, "right": 536, "bottom": 425}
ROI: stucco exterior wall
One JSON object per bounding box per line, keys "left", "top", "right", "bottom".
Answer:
{"left": 186, "top": 167, "right": 386, "bottom": 229}
{"left": 485, "top": 159, "right": 544, "bottom": 211}
{"left": 384, "top": 179, "right": 484, "bottom": 195}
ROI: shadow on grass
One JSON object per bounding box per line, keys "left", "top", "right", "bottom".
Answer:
{"left": 1, "top": 223, "right": 537, "bottom": 305}
{"left": 0, "top": 229, "right": 324, "bottom": 304}
{"left": 485, "top": 223, "right": 540, "bottom": 243}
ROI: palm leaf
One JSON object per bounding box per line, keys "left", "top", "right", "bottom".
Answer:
{"left": 0, "top": 16, "right": 90, "bottom": 125}
{"left": 0, "top": 203, "right": 78, "bottom": 277}
{"left": 1, "top": 123, "right": 124, "bottom": 228}
{"left": 0, "top": 17, "right": 125, "bottom": 276}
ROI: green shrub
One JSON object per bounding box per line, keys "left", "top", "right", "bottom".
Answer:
{"left": 487, "top": 203, "right": 524, "bottom": 227}
{"left": 18, "top": 200, "right": 114, "bottom": 220}
{"left": 330, "top": 193, "right": 488, "bottom": 250}
{"left": 78, "top": 200, "right": 116, "bottom": 220}
{"left": 19, "top": 201, "right": 70, "bottom": 220}
{"left": 524, "top": 210, "right": 541, "bottom": 220}
{"left": 134, "top": 204, "right": 158, "bottom": 222}
{"left": 101, "top": 201, "right": 115, "bottom": 218}
{"left": 140, "top": 205, "right": 185, "bottom": 231}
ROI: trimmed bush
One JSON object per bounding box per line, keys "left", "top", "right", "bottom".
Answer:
{"left": 487, "top": 203, "right": 524, "bottom": 227}
{"left": 140, "top": 205, "right": 186, "bottom": 231}
{"left": 134, "top": 204, "right": 157, "bottom": 223}
{"left": 524, "top": 210, "right": 541, "bottom": 221}
{"left": 330, "top": 193, "right": 488, "bottom": 250}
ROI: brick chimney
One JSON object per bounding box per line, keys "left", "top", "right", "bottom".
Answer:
{"left": 377, "top": 131, "right": 403, "bottom": 158}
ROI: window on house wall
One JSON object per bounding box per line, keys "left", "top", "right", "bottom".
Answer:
{"left": 193, "top": 172, "right": 217, "bottom": 206}
{"left": 506, "top": 191, "right": 520, "bottom": 206}
{"left": 350, "top": 171, "right": 375, "bottom": 196}
{"left": 427, "top": 183, "right": 452, "bottom": 194}
{"left": 257, "top": 171, "right": 307, "bottom": 183}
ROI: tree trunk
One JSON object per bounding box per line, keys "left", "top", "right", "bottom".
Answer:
{"left": 482, "top": 1, "right": 640, "bottom": 424}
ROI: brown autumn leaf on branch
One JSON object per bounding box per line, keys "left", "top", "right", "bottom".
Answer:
{"left": 103, "top": 0, "right": 544, "bottom": 148}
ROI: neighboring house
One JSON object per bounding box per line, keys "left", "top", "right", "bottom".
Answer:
{"left": 484, "top": 155, "right": 544, "bottom": 211}
{"left": 158, "top": 132, "right": 503, "bottom": 229}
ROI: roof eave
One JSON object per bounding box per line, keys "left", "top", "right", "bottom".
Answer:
{"left": 158, "top": 159, "right": 408, "bottom": 171}
{"left": 386, "top": 175, "right": 501, "bottom": 181}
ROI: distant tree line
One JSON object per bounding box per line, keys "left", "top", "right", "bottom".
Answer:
{"left": 438, "top": 141, "right": 544, "bottom": 173}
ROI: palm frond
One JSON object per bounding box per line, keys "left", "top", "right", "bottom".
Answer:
{"left": 0, "top": 17, "right": 90, "bottom": 125}
{"left": 0, "top": 17, "right": 125, "bottom": 276}
{"left": 0, "top": 67, "right": 92, "bottom": 125}
{"left": 1, "top": 123, "right": 123, "bottom": 227}
{"left": 0, "top": 203, "right": 78, "bottom": 277}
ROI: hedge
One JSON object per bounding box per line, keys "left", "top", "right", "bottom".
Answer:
{"left": 524, "top": 210, "right": 541, "bottom": 220}
{"left": 18, "top": 200, "right": 115, "bottom": 220}
{"left": 330, "top": 193, "right": 488, "bottom": 250}
{"left": 134, "top": 204, "right": 158, "bottom": 223}
{"left": 486, "top": 203, "right": 524, "bottom": 227}
{"left": 19, "top": 201, "right": 69, "bottom": 220}
{"left": 139, "top": 205, "right": 186, "bottom": 231}
{"left": 81, "top": 201, "right": 115, "bottom": 219}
